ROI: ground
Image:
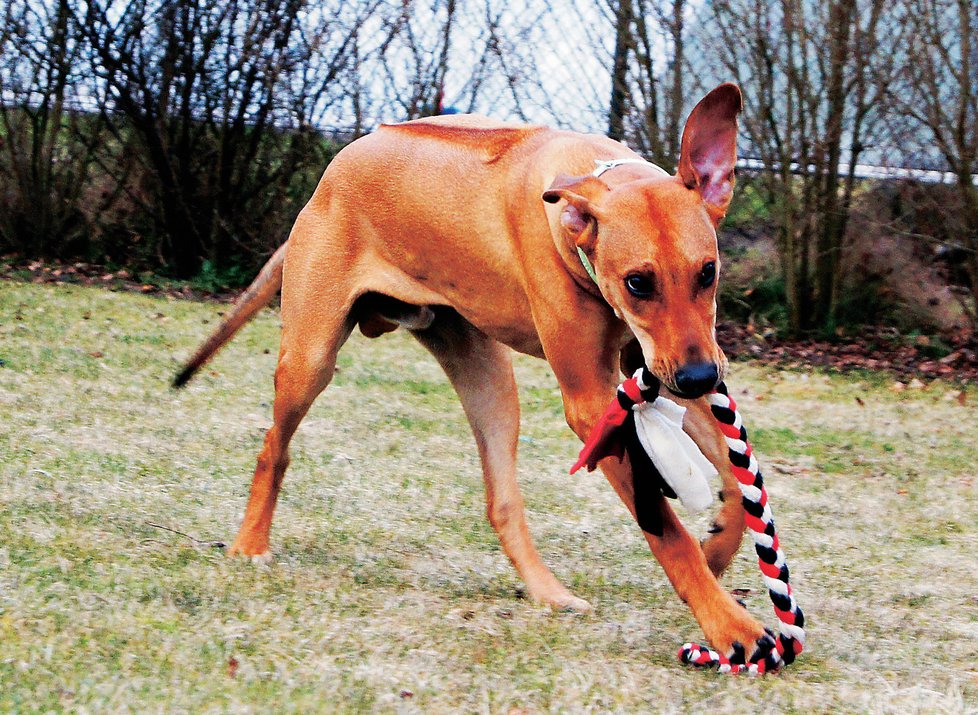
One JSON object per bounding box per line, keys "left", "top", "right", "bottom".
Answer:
{"left": 1, "top": 281, "right": 976, "bottom": 713}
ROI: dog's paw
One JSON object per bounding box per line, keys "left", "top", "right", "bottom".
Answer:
{"left": 227, "top": 539, "right": 272, "bottom": 564}
{"left": 553, "top": 594, "right": 593, "bottom": 614}
{"left": 533, "top": 589, "right": 592, "bottom": 614}
{"left": 701, "top": 602, "right": 768, "bottom": 660}
{"left": 247, "top": 551, "right": 273, "bottom": 565}
{"left": 707, "top": 627, "right": 782, "bottom": 673}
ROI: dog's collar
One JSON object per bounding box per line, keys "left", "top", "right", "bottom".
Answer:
{"left": 592, "top": 158, "right": 668, "bottom": 179}
{"left": 576, "top": 246, "right": 598, "bottom": 284}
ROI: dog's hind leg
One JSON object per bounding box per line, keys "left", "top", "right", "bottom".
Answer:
{"left": 413, "top": 310, "right": 591, "bottom": 612}
{"left": 228, "top": 219, "right": 356, "bottom": 560}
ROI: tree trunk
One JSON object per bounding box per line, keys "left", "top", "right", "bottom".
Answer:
{"left": 813, "top": 0, "right": 855, "bottom": 329}
{"left": 608, "top": 0, "right": 632, "bottom": 141}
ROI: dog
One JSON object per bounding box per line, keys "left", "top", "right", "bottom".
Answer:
{"left": 174, "top": 83, "right": 770, "bottom": 659}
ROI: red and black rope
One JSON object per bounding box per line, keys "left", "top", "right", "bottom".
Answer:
{"left": 572, "top": 373, "right": 806, "bottom": 674}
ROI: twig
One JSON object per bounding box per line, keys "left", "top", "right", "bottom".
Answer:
{"left": 144, "top": 521, "right": 226, "bottom": 549}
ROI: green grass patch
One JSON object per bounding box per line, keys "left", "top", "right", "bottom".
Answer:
{"left": 1, "top": 281, "right": 977, "bottom": 711}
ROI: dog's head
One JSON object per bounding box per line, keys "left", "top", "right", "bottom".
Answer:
{"left": 543, "top": 84, "right": 742, "bottom": 398}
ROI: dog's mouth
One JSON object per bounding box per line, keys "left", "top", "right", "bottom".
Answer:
{"left": 665, "top": 384, "right": 713, "bottom": 400}
{"left": 653, "top": 362, "right": 722, "bottom": 400}
{"left": 634, "top": 369, "right": 715, "bottom": 401}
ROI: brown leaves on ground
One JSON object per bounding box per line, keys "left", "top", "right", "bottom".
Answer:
{"left": 718, "top": 321, "right": 978, "bottom": 383}
{"left": 1, "top": 257, "right": 237, "bottom": 301}
{"left": 4, "top": 257, "right": 976, "bottom": 384}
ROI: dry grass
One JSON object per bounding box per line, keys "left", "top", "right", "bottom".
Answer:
{"left": 1, "top": 280, "right": 977, "bottom": 713}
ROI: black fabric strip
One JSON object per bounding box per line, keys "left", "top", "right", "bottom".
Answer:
{"left": 743, "top": 496, "right": 765, "bottom": 518}
{"left": 710, "top": 405, "right": 736, "bottom": 424}
{"left": 616, "top": 390, "right": 635, "bottom": 410}
{"left": 623, "top": 412, "right": 668, "bottom": 536}
{"left": 638, "top": 368, "right": 660, "bottom": 401}
{"left": 769, "top": 590, "right": 792, "bottom": 611}
{"left": 755, "top": 543, "right": 778, "bottom": 564}
{"left": 729, "top": 450, "right": 751, "bottom": 469}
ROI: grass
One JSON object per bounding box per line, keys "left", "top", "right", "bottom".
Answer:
{"left": 1, "top": 280, "right": 977, "bottom": 713}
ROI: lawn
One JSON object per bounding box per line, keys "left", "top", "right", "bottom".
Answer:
{"left": 1, "top": 280, "right": 976, "bottom": 713}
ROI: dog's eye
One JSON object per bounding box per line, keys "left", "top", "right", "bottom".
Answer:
{"left": 624, "top": 273, "right": 655, "bottom": 299}
{"left": 698, "top": 262, "right": 716, "bottom": 289}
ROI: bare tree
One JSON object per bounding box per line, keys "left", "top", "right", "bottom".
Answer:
{"left": 608, "top": 0, "right": 632, "bottom": 141}
{"left": 888, "top": 0, "right": 978, "bottom": 327}
{"left": 0, "top": 0, "right": 104, "bottom": 257}
{"left": 601, "top": 0, "right": 689, "bottom": 167}
{"left": 703, "top": 0, "right": 897, "bottom": 333}
{"left": 368, "top": 0, "right": 556, "bottom": 124}
{"left": 73, "top": 0, "right": 363, "bottom": 277}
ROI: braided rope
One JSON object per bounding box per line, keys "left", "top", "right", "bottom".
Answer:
{"left": 570, "top": 372, "right": 806, "bottom": 674}
{"left": 677, "top": 382, "right": 806, "bottom": 674}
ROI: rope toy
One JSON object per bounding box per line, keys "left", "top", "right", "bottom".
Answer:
{"left": 571, "top": 367, "right": 806, "bottom": 674}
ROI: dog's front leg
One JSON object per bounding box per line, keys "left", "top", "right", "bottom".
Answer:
{"left": 547, "top": 333, "right": 768, "bottom": 658}
{"left": 620, "top": 342, "right": 745, "bottom": 577}
{"left": 675, "top": 397, "right": 747, "bottom": 577}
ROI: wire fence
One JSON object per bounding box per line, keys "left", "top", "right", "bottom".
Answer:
{"left": 1, "top": 0, "right": 976, "bottom": 330}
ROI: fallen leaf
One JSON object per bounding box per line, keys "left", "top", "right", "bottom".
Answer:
{"left": 399, "top": 690, "right": 413, "bottom": 699}
{"left": 88, "top": 351, "right": 104, "bottom": 359}
{"left": 957, "top": 391, "right": 967, "bottom": 406}
{"left": 896, "top": 489, "right": 908, "bottom": 495}
{"left": 227, "top": 656, "right": 239, "bottom": 678}
{"left": 855, "top": 396, "right": 865, "bottom": 406}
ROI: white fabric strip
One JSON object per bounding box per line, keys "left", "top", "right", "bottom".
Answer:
{"left": 631, "top": 390, "right": 717, "bottom": 513}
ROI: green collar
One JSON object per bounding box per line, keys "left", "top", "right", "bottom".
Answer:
{"left": 576, "top": 246, "right": 598, "bottom": 284}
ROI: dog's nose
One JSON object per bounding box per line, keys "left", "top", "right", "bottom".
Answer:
{"left": 674, "top": 362, "right": 719, "bottom": 398}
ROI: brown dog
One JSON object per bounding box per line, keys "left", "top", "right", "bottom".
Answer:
{"left": 175, "top": 83, "right": 769, "bottom": 658}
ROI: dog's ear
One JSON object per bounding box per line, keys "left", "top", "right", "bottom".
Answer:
{"left": 542, "top": 174, "right": 609, "bottom": 252}
{"left": 677, "top": 83, "right": 742, "bottom": 224}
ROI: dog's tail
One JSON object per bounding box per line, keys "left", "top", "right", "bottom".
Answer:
{"left": 173, "top": 242, "right": 288, "bottom": 388}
